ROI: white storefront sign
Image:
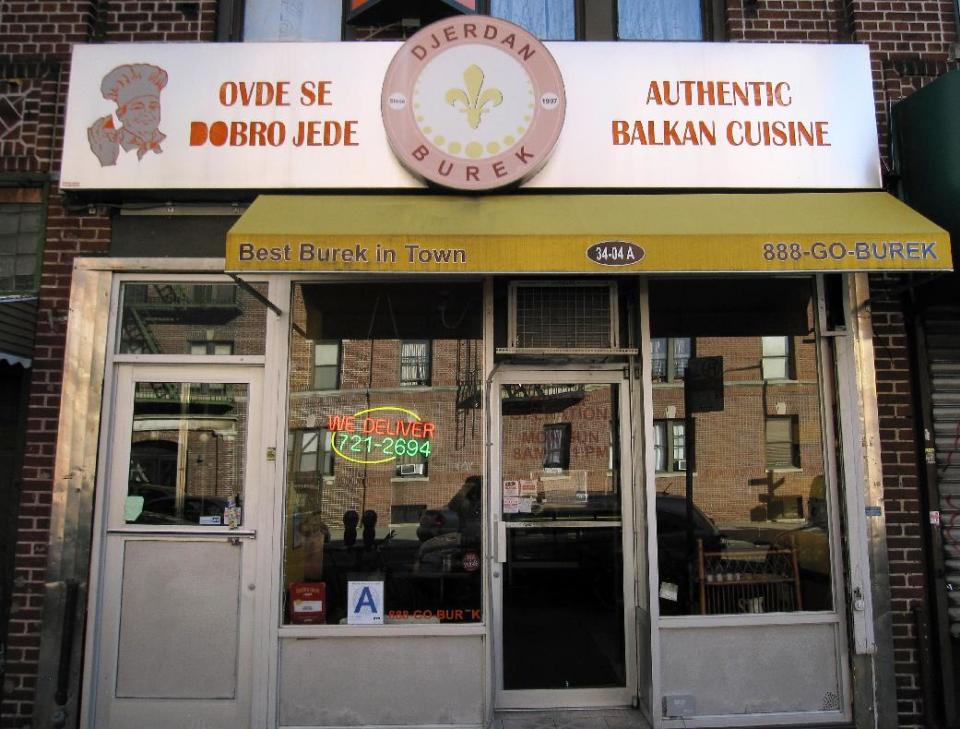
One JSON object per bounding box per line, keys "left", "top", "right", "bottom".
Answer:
{"left": 60, "top": 40, "right": 880, "bottom": 190}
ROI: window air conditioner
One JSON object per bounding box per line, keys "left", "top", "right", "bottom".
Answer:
{"left": 397, "top": 463, "right": 425, "bottom": 476}
{"left": 499, "top": 281, "right": 636, "bottom": 355}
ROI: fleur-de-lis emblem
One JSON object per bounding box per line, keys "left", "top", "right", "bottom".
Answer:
{"left": 445, "top": 64, "right": 503, "bottom": 129}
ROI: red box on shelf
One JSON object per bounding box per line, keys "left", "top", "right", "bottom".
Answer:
{"left": 289, "top": 582, "right": 326, "bottom": 624}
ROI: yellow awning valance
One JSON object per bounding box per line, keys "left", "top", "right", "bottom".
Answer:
{"left": 225, "top": 192, "right": 951, "bottom": 274}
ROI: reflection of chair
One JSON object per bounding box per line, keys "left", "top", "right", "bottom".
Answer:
{"left": 697, "top": 537, "right": 802, "bottom": 615}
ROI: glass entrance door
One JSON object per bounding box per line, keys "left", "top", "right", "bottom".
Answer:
{"left": 493, "top": 374, "right": 635, "bottom": 708}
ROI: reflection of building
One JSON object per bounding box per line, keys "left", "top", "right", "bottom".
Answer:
{"left": 119, "top": 282, "right": 267, "bottom": 356}
{"left": 286, "top": 285, "right": 484, "bottom": 527}
{"left": 128, "top": 382, "right": 247, "bottom": 521}
{"left": 653, "top": 331, "right": 824, "bottom": 524}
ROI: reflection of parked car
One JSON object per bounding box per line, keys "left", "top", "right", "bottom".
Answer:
{"left": 126, "top": 482, "right": 229, "bottom": 525}
{"left": 773, "top": 523, "right": 832, "bottom": 610}
{"left": 417, "top": 476, "right": 482, "bottom": 542}
{"left": 656, "top": 493, "right": 730, "bottom": 615}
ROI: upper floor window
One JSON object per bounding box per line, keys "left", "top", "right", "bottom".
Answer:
{"left": 765, "top": 416, "right": 800, "bottom": 470}
{"left": 617, "top": 0, "right": 702, "bottom": 40}
{"left": 543, "top": 422, "right": 572, "bottom": 469}
{"left": 0, "top": 200, "right": 44, "bottom": 294}
{"left": 313, "top": 341, "right": 340, "bottom": 390}
{"left": 243, "top": 0, "right": 343, "bottom": 41}
{"left": 290, "top": 428, "right": 335, "bottom": 478}
{"left": 651, "top": 337, "right": 691, "bottom": 382}
{"left": 492, "top": 0, "right": 704, "bottom": 40}
{"left": 653, "top": 419, "right": 686, "bottom": 473}
{"left": 400, "top": 340, "right": 431, "bottom": 386}
{"left": 761, "top": 335, "right": 792, "bottom": 380}
{"left": 189, "top": 341, "right": 234, "bottom": 356}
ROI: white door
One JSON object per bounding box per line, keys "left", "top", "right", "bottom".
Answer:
{"left": 492, "top": 369, "right": 637, "bottom": 709}
{"left": 90, "top": 365, "right": 263, "bottom": 729}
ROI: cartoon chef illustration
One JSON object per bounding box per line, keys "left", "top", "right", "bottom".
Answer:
{"left": 87, "top": 63, "right": 168, "bottom": 166}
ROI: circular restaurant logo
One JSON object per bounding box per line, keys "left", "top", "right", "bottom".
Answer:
{"left": 381, "top": 16, "right": 566, "bottom": 191}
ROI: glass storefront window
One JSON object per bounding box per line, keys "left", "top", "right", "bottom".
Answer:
{"left": 125, "top": 382, "right": 248, "bottom": 527}
{"left": 652, "top": 278, "right": 834, "bottom": 616}
{"left": 117, "top": 282, "right": 267, "bottom": 355}
{"left": 283, "top": 282, "right": 484, "bottom": 625}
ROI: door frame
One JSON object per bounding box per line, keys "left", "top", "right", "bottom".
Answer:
{"left": 489, "top": 365, "right": 638, "bottom": 709}
{"left": 85, "top": 362, "right": 266, "bottom": 729}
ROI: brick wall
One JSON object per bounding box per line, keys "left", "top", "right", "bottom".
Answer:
{"left": 869, "top": 273, "right": 929, "bottom": 727}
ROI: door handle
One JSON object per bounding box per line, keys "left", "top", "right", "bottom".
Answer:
{"left": 495, "top": 520, "right": 507, "bottom": 564}
{"left": 228, "top": 529, "right": 256, "bottom": 545}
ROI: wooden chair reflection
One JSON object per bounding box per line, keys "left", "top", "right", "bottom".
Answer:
{"left": 697, "top": 537, "right": 802, "bottom": 615}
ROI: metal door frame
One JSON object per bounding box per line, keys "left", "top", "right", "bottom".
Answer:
{"left": 489, "top": 365, "right": 638, "bottom": 709}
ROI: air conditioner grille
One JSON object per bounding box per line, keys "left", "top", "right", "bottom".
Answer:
{"left": 514, "top": 284, "right": 613, "bottom": 349}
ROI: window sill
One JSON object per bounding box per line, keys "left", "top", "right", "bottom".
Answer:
{"left": 279, "top": 623, "right": 486, "bottom": 638}
{"left": 767, "top": 467, "right": 803, "bottom": 473}
{"left": 390, "top": 476, "right": 430, "bottom": 483}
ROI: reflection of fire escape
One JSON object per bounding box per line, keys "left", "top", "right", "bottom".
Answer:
{"left": 500, "top": 384, "right": 587, "bottom": 414}
{"left": 122, "top": 284, "right": 188, "bottom": 401}
{"left": 121, "top": 283, "right": 187, "bottom": 354}
{"left": 455, "top": 339, "right": 481, "bottom": 450}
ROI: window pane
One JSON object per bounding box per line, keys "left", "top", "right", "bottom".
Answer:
{"left": 653, "top": 421, "right": 666, "bottom": 471}
{"left": 244, "top": 0, "right": 342, "bottom": 41}
{"left": 491, "top": 0, "right": 575, "bottom": 39}
{"left": 673, "top": 337, "right": 691, "bottom": 379}
{"left": 762, "top": 336, "right": 790, "bottom": 379}
{"left": 125, "top": 382, "right": 248, "bottom": 527}
{"left": 14, "top": 255, "right": 34, "bottom": 275}
{"left": 400, "top": 340, "right": 431, "bottom": 386}
{"left": 671, "top": 422, "right": 686, "bottom": 471}
{"left": 0, "top": 203, "right": 42, "bottom": 293}
{"left": 618, "top": 0, "right": 702, "bottom": 40}
{"left": 651, "top": 338, "right": 667, "bottom": 380}
{"left": 762, "top": 335, "right": 788, "bottom": 357}
{"left": 313, "top": 342, "right": 340, "bottom": 389}
{"left": 651, "top": 278, "right": 832, "bottom": 620}
{"left": 285, "top": 282, "right": 483, "bottom": 625}
{"left": 118, "top": 282, "right": 266, "bottom": 355}
{"left": 313, "top": 365, "right": 338, "bottom": 390}
{"left": 762, "top": 357, "right": 788, "bottom": 380}
{"left": 315, "top": 342, "right": 339, "bottom": 365}
{"left": 300, "top": 430, "right": 319, "bottom": 468}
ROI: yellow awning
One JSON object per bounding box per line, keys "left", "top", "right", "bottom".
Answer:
{"left": 226, "top": 192, "right": 951, "bottom": 274}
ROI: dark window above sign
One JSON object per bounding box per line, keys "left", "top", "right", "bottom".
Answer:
{"left": 238, "top": 0, "right": 717, "bottom": 41}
